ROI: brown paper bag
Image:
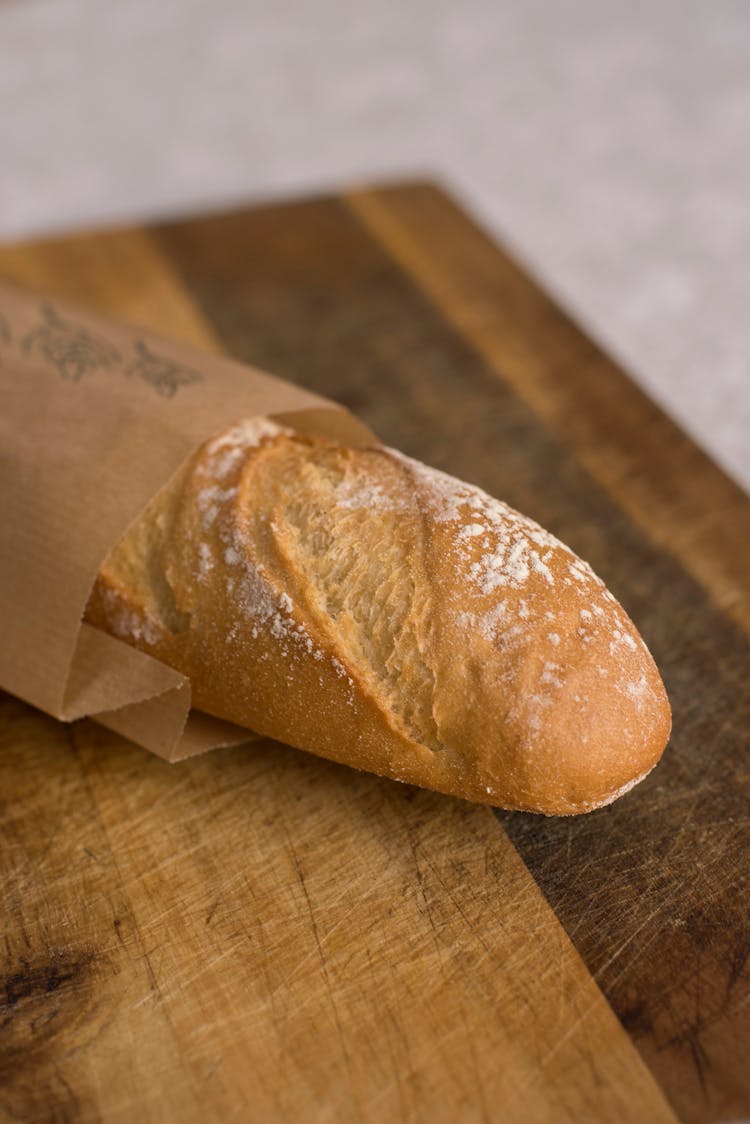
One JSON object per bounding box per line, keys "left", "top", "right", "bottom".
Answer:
{"left": 0, "top": 280, "right": 375, "bottom": 760}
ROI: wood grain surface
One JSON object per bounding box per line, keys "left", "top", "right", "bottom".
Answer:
{"left": 1, "top": 182, "right": 747, "bottom": 1123}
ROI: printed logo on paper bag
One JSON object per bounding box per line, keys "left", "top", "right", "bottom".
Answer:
{"left": 126, "top": 340, "right": 202, "bottom": 398}
{"left": 22, "top": 303, "right": 120, "bottom": 380}
{"left": 13, "top": 301, "right": 204, "bottom": 398}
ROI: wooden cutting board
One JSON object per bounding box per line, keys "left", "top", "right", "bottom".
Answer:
{"left": 1, "top": 182, "right": 748, "bottom": 1124}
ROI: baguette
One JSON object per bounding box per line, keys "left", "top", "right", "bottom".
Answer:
{"left": 85, "top": 418, "right": 671, "bottom": 814}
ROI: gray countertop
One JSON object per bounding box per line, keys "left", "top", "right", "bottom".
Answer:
{"left": 1, "top": 0, "right": 748, "bottom": 492}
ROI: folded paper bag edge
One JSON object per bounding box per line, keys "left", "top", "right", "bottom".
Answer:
{"left": 89, "top": 681, "right": 191, "bottom": 761}
{"left": 90, "top": 685, "right": 261, "bottom": 763}
{"left": 63, "top": 624, "right": 188, "bottom": 721}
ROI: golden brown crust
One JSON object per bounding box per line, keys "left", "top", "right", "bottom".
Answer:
{"left": 86, "top": 419, "right": 671, "bottom": 814}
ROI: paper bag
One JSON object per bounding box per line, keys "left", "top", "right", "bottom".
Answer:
{"left": 0, "top": 280, "right": 375, "bottom": 760}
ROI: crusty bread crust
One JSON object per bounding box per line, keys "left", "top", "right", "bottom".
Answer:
{"left": 85, "top": 418, "right": 671, "bottom": 814}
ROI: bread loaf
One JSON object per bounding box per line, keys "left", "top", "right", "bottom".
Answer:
{"left": 85, "top": 418, "right": 671, "bottom": 814}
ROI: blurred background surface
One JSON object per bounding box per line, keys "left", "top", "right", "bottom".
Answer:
{"left": 1, "top": 0, "right": 748, "bottom": 490}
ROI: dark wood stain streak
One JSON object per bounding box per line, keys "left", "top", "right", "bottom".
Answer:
{"left": 152, "top": 195, "right": 750, "bottom": 1123}
{"left": 0, "top": 702, "right": 123, "bottom": 1123}
{"left": 0, "top": 948, "right": 96, "bottom": 1123}
{"left": 1, "top": 952, "right": 92, "bottom": 1010}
